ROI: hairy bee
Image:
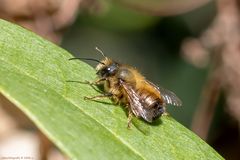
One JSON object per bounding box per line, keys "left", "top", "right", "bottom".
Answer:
{"left": 69, "top": 48, "right": 182, "bottom": 127}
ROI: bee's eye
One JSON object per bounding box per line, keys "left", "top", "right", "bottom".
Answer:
{"left": 97, "top": 63, "right": 118, "bottom": 77}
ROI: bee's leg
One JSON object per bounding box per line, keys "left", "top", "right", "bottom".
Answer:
{"left": 162, "top": 112, "right": 170, "bottom": 116}
{"left": 87, "top": 78, "right": 106, "bottom": 86}
{"left": 84, "top": 93, "right": 113, "bottom": 100}
{"left": 66, "top": 78, "right": 106, "bottom": 86}
{"left": 67, "top": 78, "right": 106, "bottom": 93}
{"left": 127, "top": 111, "right": 133, "bottom": 129}
{"left": 84, "top": 78, "right": 107, "bottom": 93}
{"left": 162, "top": 107, "right": 170, "bottom": 116}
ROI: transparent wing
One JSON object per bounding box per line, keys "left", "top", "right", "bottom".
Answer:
{"left": 146, "top": 80, "right": 182, "bottom": 107}
{"left": 121, "top": 81, "right": 154, "bottom": 122}
{"left": 158, "top": 86, "right": 182, "bottom": 106}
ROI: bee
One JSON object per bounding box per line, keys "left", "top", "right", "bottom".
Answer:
{"left": 69, "top": 48, "right": 182, "bottom": 127}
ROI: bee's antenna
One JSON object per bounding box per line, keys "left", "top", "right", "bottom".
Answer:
{"left": 95, "top": 47, "right": 106, "bottom": 58}
{"left": 69, "top": 57, "right": 105, "bottom": 65}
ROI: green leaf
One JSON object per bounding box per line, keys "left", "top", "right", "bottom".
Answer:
{"left": 0, "top": 19, "right": 223, "bottom": 160}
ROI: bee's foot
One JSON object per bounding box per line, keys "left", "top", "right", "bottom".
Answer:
{"left": 83, "top": 80, "right": 91, "bottom": 84}
{"left": 84, "top": 96, "right": 92, "bottom": 100}
{"left": 127, "top": 122, "right": 132, "bottom": 129}
{"left": 127, "top": 111, "right": 133, "bottom": 129}
{"left": 162, "top": 112, "right": 170, "bottom": 116}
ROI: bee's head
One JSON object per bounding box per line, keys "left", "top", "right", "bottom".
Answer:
{"left": 96, "top": 58, "right": 119, "bottom": 78}
{"left": 69, "top": 47, "right": 119, "bottom": 78}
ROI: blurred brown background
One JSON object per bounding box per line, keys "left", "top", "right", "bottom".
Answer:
{"left": 0, "top": 0, "right": 239, "bottom": 159}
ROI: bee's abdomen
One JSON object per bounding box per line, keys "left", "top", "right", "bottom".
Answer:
{"left": 137, "top": 90, "right": 158, "bottom": 105}
{"left": 150, "top": 100, "right": 165, "bottom": 121}
{"left": 138, "top": 90, "right": 164, "bottom": 122}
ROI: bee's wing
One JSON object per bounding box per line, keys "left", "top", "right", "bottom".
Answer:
{"left": 147, "top": 80, "right": 182, "bottom": 107}
{"left": 121, "top": 81, "right": 154, "bottom": 122}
